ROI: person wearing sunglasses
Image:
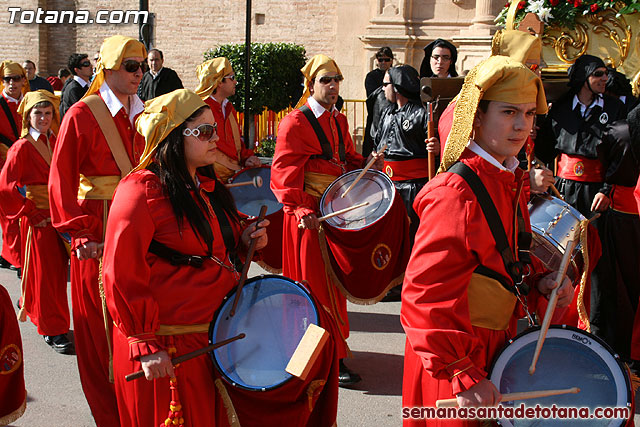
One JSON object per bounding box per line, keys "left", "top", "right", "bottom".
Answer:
{"left": 536, "top": 54, "right": 627, "bottom": 348}
{"left": 48, "top": 35, "right": 147, "bottom": 427}
{"left": 60, "top": 53, "right": 93, "bottom": 118}
{"left": 364, "top": 46, "right": 394, "bottom": 97}
{"left": 195, "top": 57, "right": 261, "bottom": 182}
{"left": 102, "top": 88, "right": 271, "bottom": 426}
{"left": 272, "top": 54, "right": 386, "bottom": 394}
{"left": 0, "top": 61, "right": 29, "bottom": 276}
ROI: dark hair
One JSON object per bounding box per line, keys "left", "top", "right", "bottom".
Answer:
{"left": 58, "top": 68, "right": 71, "bottom": 78}
{"left": 148, "top": 106, "right": 238, "bottom": 254}
{"left": 478, "top": 99, "right": 490, "bottom": 113}
{"left": 148, "top": 48, "right": 164, "bottom": 60}
{"left": 32, "top": 100, "right": 53, "bottom": 110}
{"left": 420, "top": 39, "right": 459, "bottom": 78}
{"left": 23, "top": 60, "right": 35, "bottom": 68}
{"left": 376, "top": 47, "right": 393, "bottom": 59}
{"left": 68, "top": 54, "right": 89, "bottom": 76}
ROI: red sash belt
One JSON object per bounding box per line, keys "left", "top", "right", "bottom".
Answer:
{"left": 557, "top": 154, "right": 604, "bottom": 182}
{"left": 611, "top": 185, "right": 639, "bottom": 215}
{"left": 383, "top": 158, "right": 429, "bottom": 181}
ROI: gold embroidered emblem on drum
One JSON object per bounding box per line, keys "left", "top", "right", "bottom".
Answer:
{"left": 371, "top": 243, "right": 392, "bottom": 270}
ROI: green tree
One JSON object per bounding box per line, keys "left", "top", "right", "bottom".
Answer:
{"left": 204, "top": 42, "right": 306, "bottom": 115}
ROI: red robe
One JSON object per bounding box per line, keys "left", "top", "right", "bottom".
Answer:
{"left": 632, "top": 177, "right": 640, "bottom": 360}
{"left": 104, "top": 170, "right": 338, "bottom": 427}
{"left": 0, "top": 134, "right": 70, "bottom": 336}
{"left": 0, "top": 92, "right": 23, "bottom": 268}
{"left": 0, "top": 285, "right": 26, "bottom": 425}
{"left": 48, "top": 95, "right": 144, "bottom": 427}
{"left": 401, "top": 150, "right": 543, "bottom": 426}
{"left": 271, "top": 103, "right": 364, "bottom": 359}
{"left": 204, "top": 97, "right": 254, "bottom": 163}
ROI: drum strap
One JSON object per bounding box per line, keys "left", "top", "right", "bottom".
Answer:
{"left": 0, "top": 96, "right": 19, "bottom": 142}
{"left": 299, "top": 105, "right": 345, "bottom": 162}
{"left": 448, "top": 162, "right": 530, "bottom": 295}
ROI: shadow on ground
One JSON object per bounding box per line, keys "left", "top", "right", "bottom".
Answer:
{"left": 346, "top": 350, "right": 404, "bottom": 396}
{"left": 348, "top": 311, "right": 404, "bottom": 334}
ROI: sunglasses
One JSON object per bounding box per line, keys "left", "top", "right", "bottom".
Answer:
{"left": 592, "top": 70, "right": 608, "bottom": 78}
{"left": 431, "top": 55, "right": 451, "bottom": 62}
{"left": 223, "top": 74, "right": 236, "bottom": 81}
{"left": 183, "top": 123, "right": 217, "bottom": 142}
{"left": 382, "top": 82, "right": 392, "bottom": 87}
{"left": 318, "top": 75, "right": 344, "bottom": 84}
{"left": 79, "top": 61, "right": 91, "bottom": 68}
{"left": 122, "top": 60, "right": 145, "bottom": 73}
{"left": 2, "top": 75, "right": 23, "bottom": 83}
{"left": 377, "top": 57, "right": 392, "bottom": 63}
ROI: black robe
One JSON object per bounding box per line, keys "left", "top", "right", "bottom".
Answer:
{"left": 137, "top": 67, "right": 183, "bottom": 102}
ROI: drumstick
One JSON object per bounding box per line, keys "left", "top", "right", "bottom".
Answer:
{"left": 230, "top": 205, "right": 269, "bottom": 317}
{"left": 340, "top": 144, "right": 387, "bottom": 198}
{"left": 435, "top": 387, "right": 580, "bottom": 408}
{"left": 225, "top": 176, "right": 263, "bottom": 188}
{"left": 125, "top": 333, "right": 245, "bottom": 381}
{"left": 427, "top": 101, "right": 436, "bottom": 180}
{"left": 529, "top": 236, "right": 578, "bottom": 375}
{"left": 297, "top": 202, "right": 370, "bottom": 229}
{"left": 550, "top": 184, "right": 563, "bottom": 199}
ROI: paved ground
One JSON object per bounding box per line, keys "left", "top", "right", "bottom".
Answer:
{"left": 1, "top": 261, "right": 638, "bottom": 426}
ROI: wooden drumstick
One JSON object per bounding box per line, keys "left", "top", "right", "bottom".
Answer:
{"left": 341, "top": 144, "right": 387, "bottom": 198}
{"left": 297, "top": 202, "right": 370, "bottom": 229}
{"left": 550, "top": 184, "right": 563, "bottom": 199}
{"left": 125, "top": 333, "right": 245, "bottom": 381}
{"left": 436, "top": 387, "right": 580, "bottom": 408}
{"left": 225, "top": 176, "right": 263, "bottom": 188}
{"left": 529, "top": 236, "right": 578, "bottom": 375}
{"left": 427, "top": 102, "right": 436, "bottom": 180}
{"left": 230, "top": 205, "right": 269, "bottom": 317}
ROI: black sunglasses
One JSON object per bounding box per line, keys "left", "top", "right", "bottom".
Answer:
{"left": 592, "top": 70, "right": 608, "bottom": 78}
{"left": 318, "top": 75, "right": 344, "bottom": 84}
{"left": 2, "top": 75, "right": 22, "bottom": 83}
{"left": 79, "top": 61, "right": 91, "bottom": 68}
{"left": 377, "top": 57, "right": 392, "bottom": 63}
{"left": 122, "top": 60, "right": 145, "bottom": 73}
{"left": 382, "top": 82, "right": 392, "bottom": 86}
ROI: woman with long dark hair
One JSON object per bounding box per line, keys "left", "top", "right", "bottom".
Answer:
{"left": 103, "top": 89, "right": 268, "bottom": 426}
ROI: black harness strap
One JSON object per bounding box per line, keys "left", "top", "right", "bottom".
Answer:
{"left": 0, "top": 96, "right": 19, "bottom": 141}
{"left": 448, "top": 162, "right": 530, "bottom": 295}
{"left": 299, "top": 104, "right": 345, "bottom": 162}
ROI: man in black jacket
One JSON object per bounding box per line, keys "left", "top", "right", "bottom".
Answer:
{"left": 59, "top": 53, "right": 92, "bottom": 119}
{"left": 137, "top": 48, "right": 183, "bottom": 101}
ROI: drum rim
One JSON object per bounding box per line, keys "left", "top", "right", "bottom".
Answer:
{"left": 489, "top": 324, "right": 631, "bottom": 427}
{"left": 528, "top": 194, "right": 587, "bottom": 222}
{"left": 227, "top": 165, "right": 283, "bottom": 216}
{"left": 319, "top": 168, "right": 395, "bottom": 231}
{"left": 209, "top": 274, "right": 320, "bottom": 392}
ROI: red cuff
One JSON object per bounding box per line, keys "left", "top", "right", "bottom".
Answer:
{"left": 450, "top": 366, "right": 487, "bottom": 396}
{"left": 72, "top": 231, "right": 98, "bottom": 250}
{"left": 127, "top": 333, "right": 165, "bottom": 361}
{"left": 294, "top": 206, "right": 316, "bottom": 222}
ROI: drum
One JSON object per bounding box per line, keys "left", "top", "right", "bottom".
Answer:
{"left": 228, "top": 166, "right": 283, "bottom": 271}
{"left": 209, "top": 275, "right": 319, "bottom": 391}
{"left": 489, "top": 325, "right": 633, "bottom": 426}
{"left": 319, "top": 169, "right": 395, "bottom": 230}
{"left": 528, "top": 195, "right": 585, "bottom": 281}
{"left": 317, "top": 169, "right": 410, "bottom": 303}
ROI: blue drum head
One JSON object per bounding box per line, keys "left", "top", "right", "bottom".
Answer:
{"left": 489, "top": 326, "right": 630, "bottom": 426}
{"left": 228, "top": 167, "right": 282, "bottom": 217}
{"left": 210, "top": 275, "right": 319, "bottom": 391}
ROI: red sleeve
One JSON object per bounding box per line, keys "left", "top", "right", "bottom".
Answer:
{"left": 0, "top": 141, "right": 40, "bottom": 223}
{"left": 338, "top": 114, "right": 365, "bottom": 171}
{"left": 48, "top": 105, "right": 102, "bottom": 246}
{"left": 437, "top": 100, "right": 456, "bottom": 152}
{"left": 103, "top": 173, "right": 164, "bottom": 360}
{"left": 270, "top": 113, "right": 321, "bottom": 221}
{"left": 635, "top": 175, "right": 640, "bottom": 213}
{"left": 400, "top": 183, "right": 488, "bottom": 394}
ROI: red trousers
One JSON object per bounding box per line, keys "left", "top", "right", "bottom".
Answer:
{"left": 19, "top": 221, "right": 70, "bottom": 336}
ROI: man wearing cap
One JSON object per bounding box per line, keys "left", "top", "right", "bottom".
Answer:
{"left": 195, "top": 57, "right": 260, "bottom": 182}
{"left": 271, "top": 54, "right": 384, "bottom": 387}
{"left": 48, "top": 35, "right": 146, "bottom": 426}
{"left": 376, "top": 65, "right": 439, "bottom": 245}
{"left": 401, "top": 56, "right": 572, "bottom": 424}
{"left": 536, "top": 54, "right": 626, "bottom": 345}
{"left": 0, "top": 61, "right": 28, "bottom": 273}
{"left": 0, "top": 90, "right": 72, "bottom": 354}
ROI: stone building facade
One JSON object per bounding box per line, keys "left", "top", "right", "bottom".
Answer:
{"left": 0, "top": 0, "right": 503, "bottom": 100}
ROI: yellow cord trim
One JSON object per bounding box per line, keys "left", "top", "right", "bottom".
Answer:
{"left": 0, "top": 392, "right": 26, "bottom": 425}
{"left": 450, "top": 365, "right": 473, "bottom": 379}
{"left": 306, "top": 379, "right": 327, "bottom": 412}
{"left": 445, "top": 356, "right": 470, "bottom": 369}
{"left": 577, "top": 219, "right": 591, "bottom": 332}
{"left": 17, "top": 225, "right": 33, "bottom": 323}
{"left": 215, "top": 378, "right": 241, "bottom": 427}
